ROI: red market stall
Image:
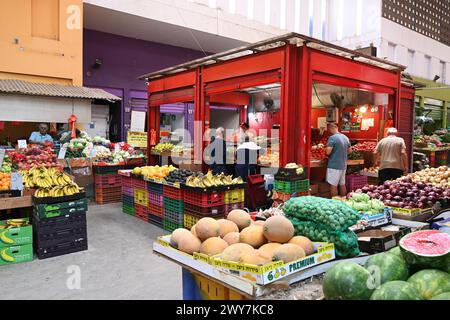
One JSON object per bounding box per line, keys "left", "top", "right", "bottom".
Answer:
{"left": 140, "top": 33, "right": 415, "bottom": 186}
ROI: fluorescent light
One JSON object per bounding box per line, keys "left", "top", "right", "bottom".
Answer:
{"left": 337, "top": 0, "right": 344, "bottom": 40}
{"left": 229, "top": 0, "right": 236, "bottom": 14}
{"left": 356, "top": 0, "right": 363, "bottom": 36}
{"left": 360, "top": 106, "right": 368, "bottom": 113}
{"left": 209, "top": 0, "right": 216, "bottom": 8}
{"left": 247, "top": 0, "right": 254, "bottom": 19}
{"left": 265, "top": 0, "right": 271, "bottom": 25}
{"left": 321, "top": 0, "right": 327, "bottom": 39}
{"left": 309, "top": 0, "right": 314, "bottom": 36}
{"left": 294, "top": 0, "right": 301, "bottom": 32}
{"left": 280, "top": 0, "right": 286, "bottom": 29}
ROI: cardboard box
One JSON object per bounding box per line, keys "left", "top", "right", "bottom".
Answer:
{"left": 360, "top": 208, "right": 393, "bottom": 229}
{"left": 0, "top": 243, "right": 33, "bottom": 266}
{"left": 0, "top": 220, "right": 33, "bottom": 248}
{"left": 357, "top": 226, "right": 411, "bottom": 253}
{"left": 318, "top": 182, "right": 330, "bottom": 193}
{"left": 310, "top": 184, "right": 319, "bottom": 195}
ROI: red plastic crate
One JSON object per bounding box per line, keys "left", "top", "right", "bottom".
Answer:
{"left": 184, "top": 189, "right": 224, "bottom": 207}
{"left": 148, "top": 192, "right": 163, "bottom": 206}
{"left": 163, "top": 185, "right": 184, "bottom": 200}
{"left": 135, "top": 204, "right": 148, "bottom": 221}
{"left": 95, "top": 186, "right": 122, "bottom": 204}
{"left": 184, "top": 203, "right": 225, "bottom": 217}
{"left": 94, "top": 173, "right": 121, "bottom": 188}
{"left": 148, "top": 202, "right": 163, "bottom": 218}
{"left": 346, "top": 175, "right": 369, "bottom": 192}
{"left": 121, "top": 175, "right": 133, "bottom": 188}
{"left": 122, "top": 186, "right": 134, "bottom": 197}
{"left": 133, "top": 176, "right": 147, "bottom": 189}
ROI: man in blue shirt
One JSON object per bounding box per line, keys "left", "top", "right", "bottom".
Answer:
{"left": 326, "top": 123, "right": 351, "bottom": 197}
{"left": 29, "top": 123, "right": 53, "bottom": 145}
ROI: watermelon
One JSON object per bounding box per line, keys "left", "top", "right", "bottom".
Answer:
{"left": 430, "top": 292, "right": 450, "bottom": 300}
{"left": 399, "top": 230, "right": 450, "bottom": 271}
{"left": 388, "top": 246, "right": 405, "bottom": 261}
{"left": 364, "top": 253, "right": 409, "bottom": 285}
{"left": 370, "top": 281, "right": 422, "bottom": 300}
{"left": 407, "top": 269, "right": 450, "bottom": 300}
{"left": 323, "top": 261, "right": 375, "bottom": 300}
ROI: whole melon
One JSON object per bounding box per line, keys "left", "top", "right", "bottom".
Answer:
{"left": 288, "top": 236, "right": 314, "bottom": 256}
{"left": 191, "top": 224, "right": 198, "bottom": 237}
{"left": 388, "top": 246, "right": 405, "bottom": 261}
{"left": 431, "top": 292, "right": 450, "bottom": 300}
{"left": 399, "top": 230, "right": 450, "bottom": 271}
{"left": 222, "top": 232, "right": 240, "bottom": 245}
{"left": 217, "top": 219, "right": 239, "bottom": 238}
{"left": 221, "top": 243, "right": 255, "bottom": 262}
{"left": 322, "top": 261, "right": 375, "bottom": 300}
{"left": 252, "top": 220, "right": 265, "bottom": 227}
{"left": 272, "top": 244, "right": 305, "bottom": 263}
{"left": 170, "top": 228, "right": 192, "bottom": 248}
{"left": 364, "top": 253, "right": 409, "bottom": 285}
{"left": 239, "top": 225, "right": 267, "bottom": 248}
{"left": 370, "top": 281, "right": 422, "bottom": 300}
{"left": 195, "top": 218, "right": 221, "bottom": 241}
{"left": 200, "top": 237, "right": 229, "bottom": 256}
{"left": 407, "top": 269, "right": 450, "bottom": 300}
{"left": 263, "top": 216, "right": 294, "bottom": 243}
{"left": 259, "top": 243, "right": 282, "bottom": 257}
{"left": 177, "top": 234, "right": 202, "bottom": 255}
{"left": 227, "top": 209, "right": 252, "bottom": 230}
{"left": 240, "top": 250, "right": 272, "bottom": 266}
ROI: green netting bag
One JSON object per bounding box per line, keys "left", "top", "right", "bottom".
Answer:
{"left": 291, "top": 218, "right": 361, "bottom": 258}
{"left": 284, "top": 196, "right": 361, "bottom": 232}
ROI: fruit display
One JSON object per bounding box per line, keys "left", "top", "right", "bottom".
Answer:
{"left": 310, "top": 144, "right": 327, "bottom": 161}
{"left": 322, "top": 230, "right": 450, "bottom": 300}
{"left": 258, "top": 151, "right": 279, "bottom": 165}
{"left": 132, "top": 165, "right": 177, "bottom": 181}
{"left": 352, "top": 141, "right": 377, "bottom": 153}
{"left": 360, "top": 166, "right": 379, "bottom": 175}
{"left": 164, "top": 169, "right": 193, "bottom": 184}
{"left": 152, "top": 143, "right": 175, "bottom": 154}
{"left": 0, "top": 173, "right": 11, "bottom": 191}
{"left": 348, "top": 150, "right": 363, "bottom": 160}
{"left": 8, "top": 146, "right": 60, "bottom": 171}
{"left": 92, "top": 136, "right": 111, "bottom": 147}
{"left": 403, "top": 166, "right": 450, "bottom": 189}
{"left": 93, "top": 146, "right": 112, "bottom": 159}
{"left": 21, "top": 167, "right": 82, "bottom": 197}
{"left": 414, "top": 134, "right": 446, "bottom": 149}
{"left": 185, "top": 171, "right": 243, "bottom": 188}
{"left": 344, "top": 192, "right": 385, "bottom": 216}
{"left": 359, "top": 178, "right": 450, "bottom": 209}
{"left": 171, "top": 145, "right": 192, "bottom": 155}
{"left": 0, "top": 155, "right": 12, "bottom": 173}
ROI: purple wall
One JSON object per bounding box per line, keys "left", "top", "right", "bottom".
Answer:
{"left": 83, "top": 29, "right": 205, "bottom": 140}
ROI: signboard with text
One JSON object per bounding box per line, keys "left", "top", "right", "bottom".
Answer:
{"left": 127, "top": 131, "right": 148, "bottom": 148}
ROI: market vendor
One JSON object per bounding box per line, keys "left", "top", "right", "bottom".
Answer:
{"left": 235, "top": 137, "right": 261, "bottom": 181}
{"left": 238, "top": 122, "right": 255, "bottom": 143}
{"left": 206, "top": 127, "right": 228, "bottom": 175}
{"left": 326, "top": 123, "right": 352, "bottom": 197}
{"left": 28, "top": 123, "right": 53, "bottom": 145}
{"left": 375, "top": 127, "right": 408, "bottom": 185}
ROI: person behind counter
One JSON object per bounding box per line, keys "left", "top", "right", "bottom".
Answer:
{"left": 235, "top": 137, "right": 261, "bottom": 181}
{"left": 326, "top": 123, "right": 352, "bottom": 197}
{"left": 375, "top": 127, "right": 408, "bottom": 185}
{"left": 29, "top": 123, "right": 53, "bottom": 145}
{"left": 207, "top": 127, "right": 228, "bottom": 175}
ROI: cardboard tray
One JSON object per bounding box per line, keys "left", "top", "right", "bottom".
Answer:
{"left": 32, "top": 192, "right": 86, "bottom": 205}
{"left": 357, "top": 226, "right": 411, "bottom": 253}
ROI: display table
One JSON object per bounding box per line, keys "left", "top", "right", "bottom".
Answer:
{"left": 413, "top": 147, "right": 450, "bottom": 167}
{"left": 0, "top": 196, "right": 32, "bottom": 210}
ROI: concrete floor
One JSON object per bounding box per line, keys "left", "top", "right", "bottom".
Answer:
{"left": 0, "top": 203, "right": 182, "bottom": 300}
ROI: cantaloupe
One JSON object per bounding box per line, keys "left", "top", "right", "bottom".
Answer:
{"left": 288, "top": 236, "right": 314, "bottom": 256}
{"left": 217, "top": 219, "right": 239, "bottom": 238}
{"left": 195, "top": 218, "right": 221, "bottom": 241}
{"left": 240, "top": 251, "right": 273, "bottom": 266}
{"left": 170, "top": 228, "right": 192, "bottom": 248}
{"left": 272, "top": 244, "right": 306, "bottom": 263}
{"left": 191, "top": 224, "right": 197, "bottom": 237}
{"left": 227, "top": 209, "right": 252, "bottom": 230}
{"left": 258, "top": 243, "right": 282, "bottom": 257}
{"left": 200, "top": 237, "right": 229, "bottom": 256}
{"left": 221, "top": 243, "right": 255, "bottom": 262}
{"left": 252, "top": 220, "right": 265, "bottom": 227}
{"left": 223, "top": 232, "right": 240, "bottom": 245}
{"left": 263, "top": 216, "right": 294, "bottom": 243}
{"left": 177, "top": 234, "right": 202, "bottom": 255}
{"left": 239, "top": 225, "right": 267, "bottom": 248}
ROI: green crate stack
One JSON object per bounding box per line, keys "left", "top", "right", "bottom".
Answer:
{"left": 274, "top": 179, "right": 310, "bottom": 194}
{"left": 163, "top": 219, "right": 184, "bottom": 233}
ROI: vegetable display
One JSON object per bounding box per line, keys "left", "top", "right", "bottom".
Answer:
{"left": 403, "top": 166, "right": 450, "bottom": 190}
{"left": 345, "top": 193, "right": 385, "bottom": 216}
{"left": 352, "top": 141, "right": 377, "bottom": 153}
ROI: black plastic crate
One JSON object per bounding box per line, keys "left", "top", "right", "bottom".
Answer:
{"left": 32, "top": 211, "right": 87, "bottom": 236}
{"left": 148, "top": 214, "right": 163, "bottom": 228}
{"left": 34, "top": 227, "right": 87, "bottom": 249}
{"left": 35, "top": 238, "right": 88, "bottom": 260}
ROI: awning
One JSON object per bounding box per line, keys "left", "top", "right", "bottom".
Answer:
{"left": 0, "top": 79, "right": 121, "bottom": 101}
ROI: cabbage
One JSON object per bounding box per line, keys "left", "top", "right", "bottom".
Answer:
{"left": 351, "top": 193, "right": 370, "bottom": 203}
{"left": 370, "top": 199, "right": 385, "bottom": 211}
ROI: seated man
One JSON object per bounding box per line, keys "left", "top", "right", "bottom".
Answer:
{"left": 29, "top": 123, "right": 54, "bottom": 145}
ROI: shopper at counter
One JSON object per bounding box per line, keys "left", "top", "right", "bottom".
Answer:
{"left": 326, "top": 123, "right": 352, "bottom": 197}
{"left": 208, "top": 127, "right": 228, "bottom": 175}
{"left": 235, "top": 137, "right": 261, "bottom": 181}
{"left": 29, "top": 123, "right": 53, "bottom": 145}
{"left": 375, "top": 127, "right": 408, "bottom": 185}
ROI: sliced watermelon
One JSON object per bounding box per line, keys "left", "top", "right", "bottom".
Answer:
{"left": 399, "top": 230, "right": 450, "bottom": 271}
{"left": 370, "top": 281, "right": 422, "bottom": 300}
{"left": 364, "top": 253, "right": 409, "bottom": 285}
{"left": 407, "top": 269, "right": 450, "bottom": 300}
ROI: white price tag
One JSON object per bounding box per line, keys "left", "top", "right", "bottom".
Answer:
{"left": 114, "top": 144, "right": 121, "bottom": 153}
{"left": 58, "top": 145, "right": 67, "bottom": 160}
{"left": 0, "top": 149, "right": 5, "bottom": 167}
{"left": 10, "top": 172, "right": 23, "bottom": 191}
{"left": 18, "top": 140, "right": 27, "bottom": 149}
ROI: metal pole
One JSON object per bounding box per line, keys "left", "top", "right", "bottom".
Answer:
{"left": 443, "top": 100, "right": 448, "bottom": 129}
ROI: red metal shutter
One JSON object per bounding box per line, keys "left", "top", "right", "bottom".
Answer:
{"left": 398, "top": 96, "right": 414, "bottom": 170}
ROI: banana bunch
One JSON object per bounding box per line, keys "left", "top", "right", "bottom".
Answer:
{"left": 186, "top": 171, "right": 244, "bottom": 188}
{"left": 34, "top": 182, "right": 82, "bottom": 198}
{"left": 22, "top": 167, "right": 73, "bottom": 189}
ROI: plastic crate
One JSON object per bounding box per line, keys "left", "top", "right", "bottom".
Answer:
{"left": 122, "top": 194, "right": 134, "bottom": 205}
{"left": 224, "top": 202, "right": 245, "bottom": 213}
{"left": 133, "top": 176, "right": 147, "bottom": 189}
{"left": 184, "top": 211, "right": 225, "bottom": 230}
{"left": 95, "top": 186, "right": 122, "bottom": 204}
{"left": 274, "top": 167, "right": 308, "bottom": 181}
{"left": 94, "top": 173, "right": 121, "bottom": 188}
{"left": 134, "top": 188, "right": 149, "bottom": 207}
{"left": 121, "top": 175, "right": 133, "bottom": 188}
{"left": 274, "top": 179, "right": 310, "bottom": 194}
{"left": 163, "top": 185, "right": 184, "bottom": 200}
{"left": 163, "top": 219, "right": 184, "bottom": 233}
{"left": 135, "top": 204, "right": 148, "bottom": 222}
{"left": 93, "top": 165, "right": 124, "bottom": 174}
{"left": 148, "top": 214, "right": 163, "bottom": 228}
{"left": 122, "top": 186, "right": 134, "bottom": 197}
{"left": 184, "top": 203, "right": 225, "bottom": 217}
{"left": 148, "top": 203, "right": 163, "bottom": 218}
{"left": 164, "top": 207, "right": 184, "bottom": 225}
{"left": 147, "top": 181, "right": 163, "bottom": 195}
{"left": 367, "top": 176, "right": 379, "bottom": 186}
{"left": 224, "top": 189, "right": 245, "bottom": 204}
{"left": 35, "top": 237, "right": 88, "bottom": 260}
{"left": 163, "top": 197, "right": 184, "bottom": 213}
{"left": 272, "top": 190, "right": 309, "bottom": 202}
{"left": 148, "top": 192, "right": 163, "bottom": 206}
{"left": 122, "top": 204, "right": 135, "bottom": 216}
{"left": 346, "top": 175, "right": 369, "bottom": 192}
{"left": 184, "top": 189, "right": 225, "bottom": 207}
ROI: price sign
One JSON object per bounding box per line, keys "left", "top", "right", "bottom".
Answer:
{"left": 128, "top": 132, "right": 148, "bottom": 148}
{"left": 114, "top": 144, "right": 121, "bottom": 153}
{"left": 58, "top": 144, "right": 67, "bottom": 160}
{"left": 0, "top": 149, "right": 5, "bottom": 167}
{"left": 18, "top": 140, "right": 27, "bottom": 149}
{"left": 11, "top": 172, "right": 23, "bottom": 191}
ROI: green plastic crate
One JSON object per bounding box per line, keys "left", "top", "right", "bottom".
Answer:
{"left": 122, "top": 204, "right": 135, "bottom": 216}
{"left": 163, "top": 197, "right": 184, "bottom": 213}
{"left": 163, "top": 219, "right": 183, "bottom": 233}
{"left": 274, "top": 179, "right": 310, "bottom": 194}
